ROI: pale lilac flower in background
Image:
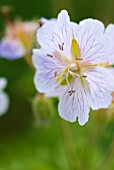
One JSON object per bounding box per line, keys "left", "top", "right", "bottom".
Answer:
{"left": 0, "top": 78, "right": 9, "bottom": 116}
{"left": 0, "top": 37, "right": 25, "bottom": 60}
{"left": 39, "top": 18, "right": 57, "bottom": 27}
{"left": 0, "top": 20, "right": 38, "bottom": 60}
{"left": 33, "top": 10, "right": 114, "bottom": 125}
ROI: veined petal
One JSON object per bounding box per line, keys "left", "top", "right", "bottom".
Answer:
{"left": 45, "top": 85, "right": 67, "bottom": 98}
{"left": 74, "top": 19, "right": 112, "bottom": 63}
{"left": 37, "top": 10, "right": 78, "bottom": 60}
{"left": 79, "top": 19, "right": 104, "bottom": 31}
{"left": 105, "top": 24, "right": 114, "bottom": 64}
{"left": 58, "top": 10, "right": 70, "bottom": 24}
{"left": 105, "top": 24, "right": 114, "bottom": 43}
{"left": 33, "top": 49, "right": 65, "bottom": 93}
{"left": 86, "top": 67, "right": 114, "bottom": 110}
{"left": 58, "top": 78, "right": 90, "bottom": 125}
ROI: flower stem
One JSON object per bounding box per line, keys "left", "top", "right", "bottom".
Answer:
{"left": 24, "top": 53, "right": 35, "bottom": 71}
{"left": 58, "top": 118, "right": 76, "bottom": 170}
{"left": 93, "top": 137, "right": 114, "bottom": 170}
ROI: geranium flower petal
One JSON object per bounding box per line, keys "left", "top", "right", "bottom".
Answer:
{"left": 105, "top": 24, "right": 114, "bottom": 42}
{"left": 45, "top": 85, "right": 67, "bottom": 98}
{"left": 33, "top": 49, "right": 65, "bottom": 93}
{"left": 37, "top": 10, "right": 78, "bottom": 59}
{"left": 86, "top": 67, "right": 114, "bottom": 110}
{"left": 75, "top": 19, "right": 112, "bottom": 63}
{"left": 58, "top": 78, "right": 90, "bottom": 125}
{"left": 105, "top": 24, "right": 114, "bottom": 64}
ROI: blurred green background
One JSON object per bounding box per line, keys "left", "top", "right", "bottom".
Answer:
{"left": 0, "top": 0, "right": 114, "bottom": 170}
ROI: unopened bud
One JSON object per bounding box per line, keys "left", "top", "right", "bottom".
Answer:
{"left": 32, "top": 93, "right": 55, "bottom": 126}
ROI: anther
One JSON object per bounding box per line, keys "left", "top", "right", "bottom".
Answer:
{"left": 54, "top": 71, "right": 57, "bottom": 77}
{"left": 82, "top": 75, "right": 87, "bottom": 78}
{"left": 39, "top": 20, "right": 43, "bottom": 27}
{"left": 47, "top": 54, "right": 53, "bottom": 58}
{"left": 68, "top": 90, "right": 75, "bottom": 96}
{"left": 75, "top": 58, "right": 83, "bottom": 60}
{"left": 58, "top": 43, "right": 64, "bottom": 51}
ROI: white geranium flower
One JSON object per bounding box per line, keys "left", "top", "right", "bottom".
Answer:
{"left": 0, "top": 78, "right": 9, "bottom": 116}
{"left": 32, "top": 10, "right": 114, "bottom": 125}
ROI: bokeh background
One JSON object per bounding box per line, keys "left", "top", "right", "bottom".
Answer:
{"left": 0, "top": 0, "right": 114, "bottom": 170}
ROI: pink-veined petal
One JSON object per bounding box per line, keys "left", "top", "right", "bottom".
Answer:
{"left": 32, "top": 49, "right": 65, "bottom": 93}
{"left": 105, "top": 24, "right": 114, "bottom": 64}
{"left": 74, "top": 19, "right": 112, "bottom": 63}
{"left": 86, "top": 67, "right": 114, "bottom": 110}
{"left": 105, "top": 24, "right": 114, "bottom": 43}
{"left": 45, "top": 85, "right": 67, "bottom": 98}
{"left": 58, "top": 78, "right": 90, "bottom": 125}
{"left": 37, "top": 10, "right": 78, "bottom": 60}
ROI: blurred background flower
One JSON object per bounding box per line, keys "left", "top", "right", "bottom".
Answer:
{"left": 0, "top": 0, "right": 114, "bottom": 170}
{"left": 0, "top": 77, "right": 9, "bottom": 115}
{"left": 0, "top": 6, "right": 38, "bottom": 60}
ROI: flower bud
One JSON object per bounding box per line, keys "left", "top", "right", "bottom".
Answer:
{"left": 32, "top": 94, "right": 55, "bottom": 126}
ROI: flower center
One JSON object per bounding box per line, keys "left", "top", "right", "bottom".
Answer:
{"left": 56, "top": 36, "right": 87, "bottom": 88}
{"left": 47, "top": 36, "right": 98, "bottom": 94}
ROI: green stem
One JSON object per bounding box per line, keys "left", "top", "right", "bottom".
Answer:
{"left": 58, "top": 118, "right": 76, "bottom": 170}
{"left": 24, "top": 53, "right": 35, "bottom": 71}
{"left": 93, "top": 137, "right": 114, "bottom": 170}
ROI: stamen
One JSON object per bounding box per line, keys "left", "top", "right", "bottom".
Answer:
{"left": 82, "top": 75, "right": 87, "bottom": 78}
{"left": 84, "top": 64, "right": 97, "bottom": 68}
{"left": 68, "top": 69, "right": 80, "bottom": 78}
{"left": 68, "top": 69, "right": 85, "bottom": 90}
{"left": 54, "top": 71, "right": 57, "bottom": 77}
{"left": 75, "top": 58, "right": 83, "bottom": 60}
{"left": 58, "top": 43, "right": 64, "bottom": 51}
{"left": 47, "top": 54, "right": 53, "bottom": 58}
{"left": 68, "top": 90, "right": 75, "bottom": 96}
{"left": 98, "top": 63, "right": 113, "bottom": 68}
{"left": 66, "top": 72, "right": 72, "bottom": 91}
{"left": 39, "top": 20, "right": 43, "bottom": 27}
{"left": 57, "top": 68, "right": 68, "bottom": 82}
